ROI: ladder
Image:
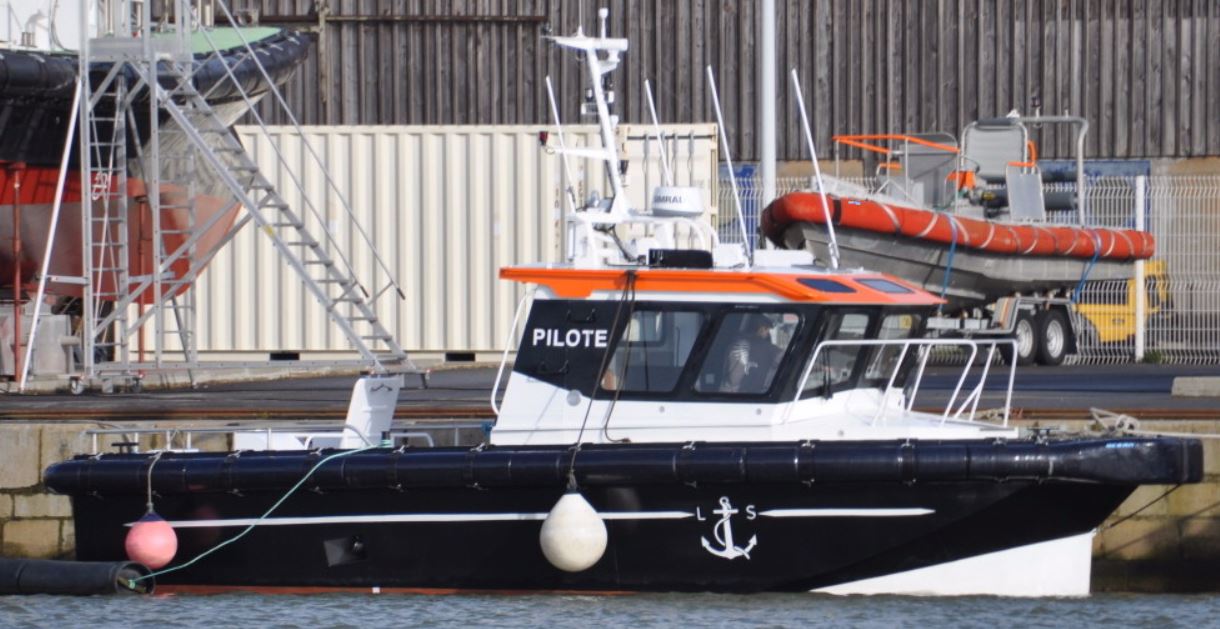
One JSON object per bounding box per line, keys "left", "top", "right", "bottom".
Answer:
{"left": 127, "top": 61, "right": 409, "bottom": 374}
{"left": 81, "top": 62, "right": 133, "bottom": 373}
{"left": 122, "top": 97, "right": 201, "bottom": 380}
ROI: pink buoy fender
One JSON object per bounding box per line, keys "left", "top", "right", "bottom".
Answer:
{"left": 125, "top": 512, "right": 178, "bottom": 570}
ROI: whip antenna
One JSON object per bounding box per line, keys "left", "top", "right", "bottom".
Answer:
{"left": 706, "top": 65, "right": 752, "bottom": 265}
{"left": 643, "top": 79, "right": 674, "bottom": 186}
{"left": 790, "top": 68, "right": 839, "bottom": 269}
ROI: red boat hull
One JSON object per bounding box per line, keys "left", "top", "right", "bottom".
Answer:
{"left": 0, "top": 166, "right": 240, "bottom": 303}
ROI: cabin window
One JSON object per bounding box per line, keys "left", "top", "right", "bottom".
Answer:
{"left": 863, "top": 313, "right": 924, "bottom": 384}
{"left": 695, "top": 311, "right": 801, "bottom": 395}
{"left": 601, "top": 310, "right": 704, "bottom": 393}
{"left": 802, "top": 312, "right": 872, "bottom": 396}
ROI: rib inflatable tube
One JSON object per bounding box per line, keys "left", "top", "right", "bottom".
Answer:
{"left": 762, "top": 191, "right": 1156, "bottom": 260}
{"left": 0, "top": 557, "right": 153, "bottom": 595}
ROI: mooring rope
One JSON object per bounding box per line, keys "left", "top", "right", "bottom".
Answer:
{"left": 127, "top": 442, "right": 386, "bottom": 588}
{"left": 938, "top": 214, "right": 959, "bottom": 309}
{"left": 143, "top": 451, "right": 164, "bottom": 515}
{"left": 1072, "top": 229, "right": 1103, "bottom": 303}
{"left": 1101, "top": 484, "right": 1182, "bottom": 532}
{"left": 1090, "top": 407, "right": 1220, "bottom": 440}
{"left": 569, "top": 270, "right": 638, "bottom": 481}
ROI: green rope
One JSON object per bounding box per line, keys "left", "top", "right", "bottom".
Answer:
{"left": 126, "top": 442, "right": 386, "bottom": 589}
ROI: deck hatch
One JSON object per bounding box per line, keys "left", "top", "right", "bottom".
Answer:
{"left": 798, "top": 278, "right": 856, "bottom": 293}
{"left": 856, "top": 278, "right": 914, "bottom": 294}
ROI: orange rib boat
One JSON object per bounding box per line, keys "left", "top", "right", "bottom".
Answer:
{"left": 763, "top": 191, "right": 1155, "bottom": 261}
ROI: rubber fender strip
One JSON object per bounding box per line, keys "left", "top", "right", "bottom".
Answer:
{"left": 912, "top": 212, "right": 939, "bottom": 239}
{"left": 977, "top": 222, "right": 996, "bottom": 249}
{"left": 1111, "top": 230, "right": 1132, "bottom": 259}
{"left": 877, "top": 202, "right": 902, "bottom": 233}
{"left": 1138, "top": 231, "right": 1156, "bottom": 258}
{"left": 1029, "top": 225, "right": 1056, "bottom": 256}
{"left": 1018, "top": 226, "right": 1039, "bottom": 255}
{"left": 997, "top": 224, "right": 1020, "bottom": 254}
{"left": 1044, "top": 226, "right": 1063, "bottom": 255}
{"left": 1058, "top": 228, "right": 1080, "bottom": 256}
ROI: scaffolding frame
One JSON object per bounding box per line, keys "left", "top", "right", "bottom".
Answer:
{"left": 21, "top": 0, "right": 423, "bottom": 393}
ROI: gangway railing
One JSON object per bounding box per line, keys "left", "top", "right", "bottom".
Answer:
{"left": 789, "top": 337, "right": 1018, "bottom": 427}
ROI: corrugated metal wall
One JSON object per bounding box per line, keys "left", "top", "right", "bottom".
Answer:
{"left": 230, "top": 0, "right": 1220, "bottom": 161}
{"left": 193, "top": 124, "right": 717, "bottom": 354}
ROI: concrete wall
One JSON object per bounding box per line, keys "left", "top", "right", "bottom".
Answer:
{"left": 0, "top": 423, "right": 230, "bottom": 560}
{"left": 0, "top": 423, "right": 92, "bottom": 559}
{"left": 1081, "top": 419, "right": 1220, "bottom": 592}
{"left": 2, "top": 418, "right": 1218, "bottom": 591}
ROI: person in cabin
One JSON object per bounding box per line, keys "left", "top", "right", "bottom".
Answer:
{"left": 721, "top": 314, "right": 783, "bottom": 394}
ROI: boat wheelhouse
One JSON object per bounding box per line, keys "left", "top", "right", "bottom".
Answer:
{"left": 493, "top": 264, "right": 1020, "bottom": 446}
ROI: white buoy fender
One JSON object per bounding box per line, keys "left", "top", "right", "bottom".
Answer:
{"left": 539, "top": 491, "right": 608, "bottom": 572}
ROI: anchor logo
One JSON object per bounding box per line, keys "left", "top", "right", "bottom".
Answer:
{"left": 700, "top": 496, "right": 758, "bottom": 560}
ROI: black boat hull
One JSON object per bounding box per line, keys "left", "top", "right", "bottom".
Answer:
{"left": 46, "top": 438, "right": 1201, "bottom": 593}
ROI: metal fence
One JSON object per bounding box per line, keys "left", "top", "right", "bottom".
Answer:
{"left": 719, "top": 175, "right": 1220, "bottom": 365}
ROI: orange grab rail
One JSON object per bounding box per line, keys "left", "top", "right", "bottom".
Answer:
{"left": 832, "top": 134, "right": 960, "bottom": 155}
{"left": 1008, "top": 140, "right": 1039, "bottom": 168}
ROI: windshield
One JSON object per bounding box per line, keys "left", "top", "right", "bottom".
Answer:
{"left": 695, "top": 311, "right": 802, "bottom": 395}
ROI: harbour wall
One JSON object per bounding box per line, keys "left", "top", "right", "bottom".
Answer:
{"left": 1, "top": 418, "right": 1219, "bottom": 592}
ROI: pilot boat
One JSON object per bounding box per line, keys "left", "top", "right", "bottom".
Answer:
{"left": 44, "top": 15, "right": 1200, "bottom": 596}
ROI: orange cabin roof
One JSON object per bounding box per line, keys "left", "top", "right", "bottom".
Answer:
{"left": 500, "top": 266, "right": 945, "bottom": 306}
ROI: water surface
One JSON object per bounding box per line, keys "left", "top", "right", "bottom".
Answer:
{"left": 1, "top": 591, "right": 1213, "bottom": 628}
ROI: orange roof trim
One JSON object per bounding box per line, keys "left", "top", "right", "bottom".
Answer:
{"left": 500, "top": 267, "right": 945, "bottom": 306}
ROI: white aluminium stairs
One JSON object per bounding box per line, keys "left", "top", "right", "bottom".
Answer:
{"left": 131, "top": 61, "right": 411, "bottom": 375}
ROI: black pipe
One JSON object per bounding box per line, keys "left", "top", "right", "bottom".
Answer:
{"left": 0, "top": 558, "right": 153, "bottom": 595}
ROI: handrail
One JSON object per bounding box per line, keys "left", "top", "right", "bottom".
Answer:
{"left": 195, "top": 28, "right": 366, "bottom": 298}
{"left": 832, "top": 134, "right": 961, "bottom": 156}
{"left": 787, "top": 337, "right": 1018, "bottom": 427}
{"left": 491, "top": 287, "right": 535, "bottom": 416}
{"left": 84, "top": 421, "right": 490, "bottom": 454}
{"left": 208, "top": 1, "right": 405, "bottom": 300}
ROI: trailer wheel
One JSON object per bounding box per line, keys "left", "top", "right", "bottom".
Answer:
{"left": 1036, "top": 309, "right": 1069, "bottom": 366}
{"left": 1000, "top": 311, "right": 1038, "bottom": 366}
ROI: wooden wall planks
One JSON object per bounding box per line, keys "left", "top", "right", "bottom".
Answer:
{"left": 236, "top": 0, "right": 1220, "bottom": 160}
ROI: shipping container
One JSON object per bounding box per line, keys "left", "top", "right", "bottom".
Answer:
{"left": 191, "top": 124, "right": 718, "bottom": 357}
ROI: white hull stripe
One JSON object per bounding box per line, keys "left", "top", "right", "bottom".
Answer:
{"left": 144, "top": 511, "right": 695, "bottom": 528}
{"left": 759, "top": 508, "right": 934, "bottom": 518}
{"left": 135, "top": 507, "right": 933, "bottom": 529}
